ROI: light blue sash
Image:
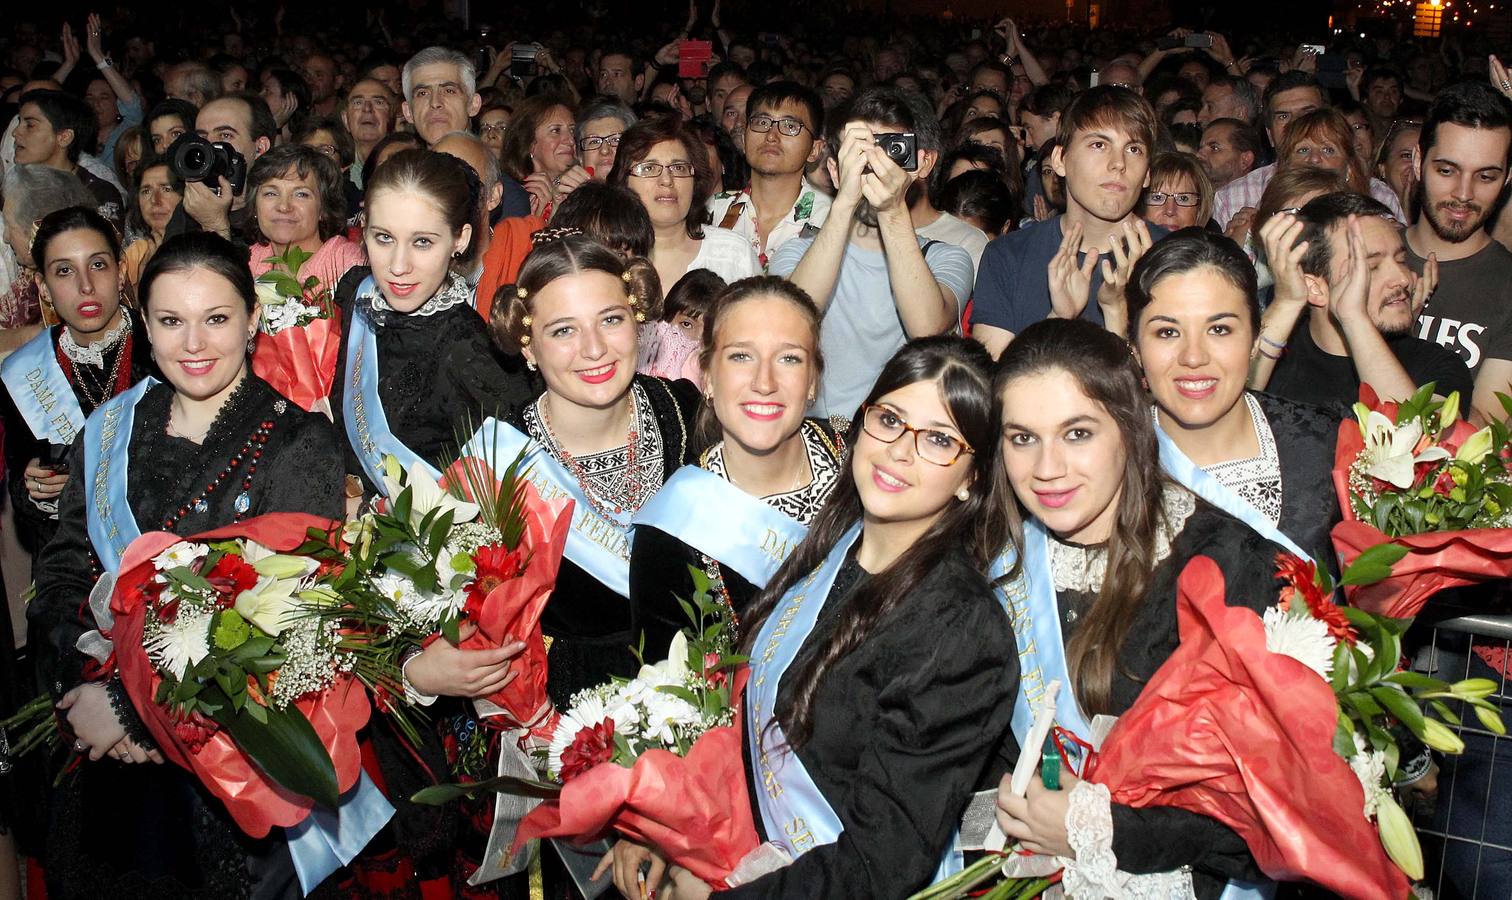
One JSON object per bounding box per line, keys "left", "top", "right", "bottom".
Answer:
{"left": 746, "top": 524, "right": 961, "bottom": 884}
{"left": 83, "top": 378, "right": 156, "bottom": 572}
{"left": 993, "top": 518, "right": 1274, "bottom": 900}
{"left": 991, "top": 522, "right": 1095, "bottom": 754}
{"left": 631, "top": 466, "right": 807, "bottom": 589}
{"left": 0, "top": 327, "right": 85, "bottom": 446}
{"left": 286, "top": 771, "right": 396, "bottom": 895}
{"left": 1154, "top": 410, "right": 1308, "bottom": 561}
{"left": 343, "top": 281, "right": 440, "bottom": 490}
{"left": 463, "top": 418, "right": 632, "bottom": 598}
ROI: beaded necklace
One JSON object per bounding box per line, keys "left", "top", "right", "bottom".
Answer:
{"left": 537, "top": 388, "right": 643, "bottom": 517}
{"left": 160, "top": 416, "right": 277, "bottom": 530}
{"left": 57, "top": 331, "right": 132, "bottom": 409}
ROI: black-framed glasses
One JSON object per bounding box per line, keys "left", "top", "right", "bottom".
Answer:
{"left": 578, "top": 133, "right": 622, "bottom": 152}
{"left": 746, "top": 114, "right": 811, "bottom": 137}
{"left": 1145, "top": 191, "right": 1201, "bottom": 208}
{"left": 860, "top": 404, "right": 974, "bottom": 467}
{"left": 629, "top": 161, "right": 696, "bottom": 178}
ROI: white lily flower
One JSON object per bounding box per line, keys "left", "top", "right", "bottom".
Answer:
{"left": 1359, "top": 411, "right": 1450, "bottom": 489}
{"left": 234, "top": 575, "right": 305, "bottom": 636}
{"left": 380, "top": 460, "right": 480, "bottom": 528}
{"left": 636, "top": 631, "right": 690, "bottom": 686}
{"left": 152, "top": 541, "right": 208, "bottom": 571}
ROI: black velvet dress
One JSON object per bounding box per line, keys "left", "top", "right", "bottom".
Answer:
{"left": 989, "top": 495, "right": 1284, "bottom": 900}
{"left": 511, "top": 374, "right": 702, "bottom": 707}
{"left": 628, "top": 418, "right": 845, "bottom": 649}
{"left": 329, "top": 267, "right": 535, "bottom": 493}
{"left": 720, "top": 545, "right": 1017, "bottom": 899}
{"left": 27, "top": 375, "right": 344, "bottom": 900}
{"left": 1, "top": 312, "right": 156, "bottom": 555}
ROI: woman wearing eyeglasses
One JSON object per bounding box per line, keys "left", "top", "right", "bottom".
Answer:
{"left": 577, "top": 98, "right": 637, "bottom": 181}
{"left": 1139, "top": 151, "right": 1214, "bottom": 231}
{"left": 609, "top": 116, "right": 758, "bottom": 291}
{"left": 605, "top": 336, "right": 1016, "bottom": 900}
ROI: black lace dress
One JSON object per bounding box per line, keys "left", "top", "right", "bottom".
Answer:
{"left": 628, "top": 418, "right": 845, "bottom": 648}
{"left": 329, "top": 267, "right": 535, "bottom": 494}
{"left": 27, "top": 375, "right": 343, "bottom": 900}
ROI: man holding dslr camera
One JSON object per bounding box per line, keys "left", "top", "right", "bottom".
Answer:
{"left": 769, "top": 88, "right": 972, "bottom": 420}
{"left": 164, "top": 93, "right": 276, "bottom": 245}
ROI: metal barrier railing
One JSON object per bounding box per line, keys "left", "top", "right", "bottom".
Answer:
{"left": 1409, "top": 611, "right": 1512, "bottom": 900}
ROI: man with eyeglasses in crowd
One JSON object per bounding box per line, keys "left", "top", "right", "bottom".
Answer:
{"left": 341, "top": 78, "right": 395, "bottom": 189}
{"left": 770, "top": 87, "right": 972, "bottom": 419}
{"left": 577, "top": 98, "right": 636, "bottom": 182}
{"left": 708, "top": 82, "right": 830, "bottom": 271}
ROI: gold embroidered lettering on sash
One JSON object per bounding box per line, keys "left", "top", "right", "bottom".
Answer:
{"left": 24, "top": 366, "right": 78, "bottom": 444}
{"left": 92, "top": 404, "right": 123, "bottom": 543}
{"left": 784, "top": 818, "right": 816, "bottom": 852}
{"left": 349, "top": 341, "right": 377, "bottom": 461}
{"left": 759, "top": 528, "right": 793, "bottom": 564}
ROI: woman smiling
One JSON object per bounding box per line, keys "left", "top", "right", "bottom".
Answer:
{"left": 245, "top": 145, "right": 364, "bottom": 293}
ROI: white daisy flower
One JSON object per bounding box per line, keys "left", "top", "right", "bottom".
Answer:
{"left": 144, "top": 608, "right": 214, "bottom": 680}
{"left": 152, "top": 541, "right": 208, "bottom": 572}
{"left": 546, "top": 691, "right": 613, "bottom": 778}
{"left": 1264, "top": 607, "right": 1335, "bottom": 679}
{"left": 1348, "top": 732, "right": 1390, "bottom": 819}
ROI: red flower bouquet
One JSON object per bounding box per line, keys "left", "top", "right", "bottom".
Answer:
{"left": 98, "top": 513, "right": 370, "bottom": 837}
{"left": 252, "top": 246, "right": 341, "bottom": 417}
{"left": 1330, "top": 384, "right": 1512, "bottom": 619}
{"left": 1089, "top": 556, "right": 1410, "bottom": 899}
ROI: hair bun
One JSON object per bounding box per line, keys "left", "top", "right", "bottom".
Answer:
{"left": 531, "top": 225, "right": 585, "bottom": 246}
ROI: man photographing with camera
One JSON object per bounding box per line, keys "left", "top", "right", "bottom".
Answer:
{"left": 769, "top": 88, "right": 972, "bottom": 420}
{"left": 165, "top": 92, "right": 275, "bottom": 244}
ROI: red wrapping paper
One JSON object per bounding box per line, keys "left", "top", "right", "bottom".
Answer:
{"left": 109, "top": 513, "right": 371, "bottom": 838}
{"left": 252, "top": 317, "right": 341, "bottom": 416}
{"left": 1088, "top": 557, "right": 1410, "bottom": 900}
{"left": 437, "top": 460, "right": 574, "bottom": 728}
{"left": 1329, "top": 388, "right": 1512, "bottom": 619}
{"left": 512, "top": 671, "right": 760, "bottom": 887}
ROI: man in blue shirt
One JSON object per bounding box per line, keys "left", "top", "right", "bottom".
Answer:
{"left": 972, "top": 86, "right": 1163, "bottom": 357}
{"left": 771, "top": 88, "right": 972, "bottom": 420}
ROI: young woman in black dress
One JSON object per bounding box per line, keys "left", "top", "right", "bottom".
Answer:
{"left": 610, "top": 337, "right": 1018, "bottom": 900}
{"left": 989, "top": 319, "right": 1284, "bottom": 899}
{"left": 28, "top": 232, "right": 344, "bottom": 899}
{"left": 629, "top": 277, "right": 844, "bottom": 646}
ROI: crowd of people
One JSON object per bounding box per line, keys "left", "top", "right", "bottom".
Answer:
{"left": 0, "top": 3, "right": 1510, "bottom": 899}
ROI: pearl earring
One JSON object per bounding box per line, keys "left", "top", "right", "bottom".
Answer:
{"left": 956, "top": 487, "right": 970, "bottom": 502}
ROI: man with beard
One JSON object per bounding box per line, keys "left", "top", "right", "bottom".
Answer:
{"left": 707, "top": 82, "right": 830, "bottom": 270}
{"left": 303, "top": 53, "right": 342, "bottom": 117}
{"left": 1261, "top": 192, "right": 1471, "bottom": 408}
{"left": 342, "top": 78, "right": 395, "bottom": 188}
{"left": 1406, "top": 82, "right": 1512, "bottom": 425}
{"left": 971, "top": 86, "right": 1164, "bottom": 358}
{"left": 769, "top": 88, "right": 971, "bottom": 420}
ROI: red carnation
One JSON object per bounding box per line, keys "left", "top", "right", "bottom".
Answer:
{"left": 462, "top": 544, "right": 525, "bottom": 621}
{"left": 171, "top": 709, "right": 222, "bottom": 753}
{"left": 559, "top": 718, "right": 616, "bottom": 783}
{"left": 205, "top": 553, "right": 260, "bottom": 606}
{"left": 1275, "top": 553, "right": 1357, "bottom": 645}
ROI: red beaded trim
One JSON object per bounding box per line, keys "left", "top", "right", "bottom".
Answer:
{"left": 160, "top": 418, "right": 277, "bottom": 530}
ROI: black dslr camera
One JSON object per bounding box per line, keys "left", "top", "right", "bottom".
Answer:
{"left": 874, "top": 132, "right": 918, "bottom": 171}
{"left": 168, "top": 133, "right": 249, "bottom": 195}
